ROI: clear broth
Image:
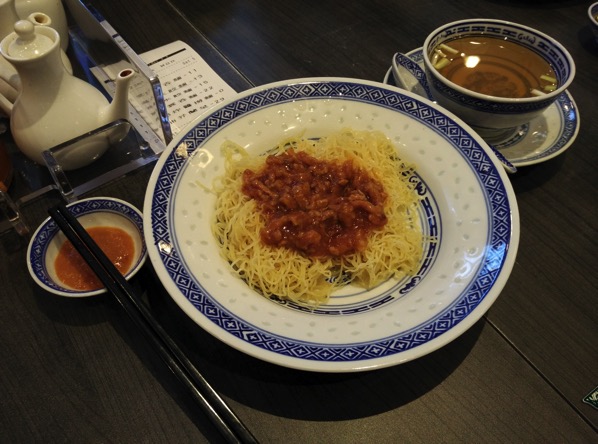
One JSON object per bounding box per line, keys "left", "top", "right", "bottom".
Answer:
{"left": 431, "top": 36, "right": 557, "bottom": 98}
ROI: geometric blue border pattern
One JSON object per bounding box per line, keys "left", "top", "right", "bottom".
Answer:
{"left": 491, "top": 92, "right": 579, "bottom": 161}
{"left": 149, "top": 80, "right": 513, "bottom": 362}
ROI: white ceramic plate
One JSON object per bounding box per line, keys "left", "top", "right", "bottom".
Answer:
{"left": 27, "top": 197, "right": 147, "bottom": 297}
{"left": 386, "top": 48, "right": 580, "bottom": 167}
{"left": 144, "top": 78, "right": 519, "bottom": 372}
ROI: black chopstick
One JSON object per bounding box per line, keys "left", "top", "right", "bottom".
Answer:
{"left": 48, "top": 203, "right": 257, "bottom": 444}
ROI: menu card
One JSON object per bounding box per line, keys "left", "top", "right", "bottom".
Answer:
{"left": 92, "top": 40, "right": 237, "bottom": 153}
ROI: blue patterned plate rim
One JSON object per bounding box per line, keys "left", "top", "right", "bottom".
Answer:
{"left": 386, "top": 48, "right": 580, "bottom": 167}
{"left": 143, "top": 77, "right": 520, "bottom": 372}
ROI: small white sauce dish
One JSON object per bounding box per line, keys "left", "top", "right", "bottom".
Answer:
{"left": 27, "top": 196, "right": 147, "bottom": 297}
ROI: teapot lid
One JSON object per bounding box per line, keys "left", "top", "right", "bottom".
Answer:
{"left": 6, "top": 20, "right": 54, "bottom": 59}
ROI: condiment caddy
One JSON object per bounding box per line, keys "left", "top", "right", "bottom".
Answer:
{"left": 1, "top": 20, "right": 135, "bottom": 170}
{"left": 0, "top": 0, "right": 173, "bottom": 236}
{"left": 0, "top": 0, "right": 236, "bottom": 237}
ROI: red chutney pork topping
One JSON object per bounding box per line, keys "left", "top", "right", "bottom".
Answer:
{"left": 241, "top": 149, "right": 388, "bottom": 258}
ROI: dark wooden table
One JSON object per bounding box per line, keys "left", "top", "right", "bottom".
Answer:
{"left": 1, "top": 0, "right": 597, "bottom": 442}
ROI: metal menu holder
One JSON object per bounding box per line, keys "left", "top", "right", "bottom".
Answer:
{"left": 0, "top": 1, "right": 171, "bottom": 235}
{"left": 75, "top": 1, "right": 173, "bottom": 148}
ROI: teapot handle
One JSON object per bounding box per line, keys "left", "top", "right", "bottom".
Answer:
{"left": 0, "top": 76, "right": 16, "bottom": 116}
{"left": 0, "top": 92, "right": 12, "bottom": 117}
{"left": 0, "top": 33, "right": 20, "bottom": 117}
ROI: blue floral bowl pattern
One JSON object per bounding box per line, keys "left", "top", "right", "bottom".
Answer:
{"left": 422, "top": 19, "right": 575, "bottom": 134}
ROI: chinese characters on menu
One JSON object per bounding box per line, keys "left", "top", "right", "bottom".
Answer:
{"left": 94, "top": 40, "right": 236, "bottom": 152}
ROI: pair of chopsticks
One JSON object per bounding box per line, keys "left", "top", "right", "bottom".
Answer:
{"left": 49, "top": 203, "right": 257, "bottom": 444}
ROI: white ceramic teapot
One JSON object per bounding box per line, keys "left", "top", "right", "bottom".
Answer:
{"left": 1, "top": 0, "right": 73, "bottom": 116}
{"left": 0, "top": 20, "right": 134, "bottom": 170}
{"left": 0, "top": 0, "right": 23, "bottom": 111}
{"left": 0, "top": 0, "right": 21, "bottom": 39}
{"left": 15, "top": 0, "right": 69, "bottom": 50}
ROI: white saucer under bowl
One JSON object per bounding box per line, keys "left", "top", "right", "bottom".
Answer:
{"left": 384, "top": 48, "right": 580, "bottom": 167}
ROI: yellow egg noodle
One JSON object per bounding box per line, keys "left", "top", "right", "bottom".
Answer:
{"left": 210, "top": 128, "right": 423, "bottom": 306}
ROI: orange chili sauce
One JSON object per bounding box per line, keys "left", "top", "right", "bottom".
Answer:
{"left": 54, "top": 226, "right": 135, "bottom": 291}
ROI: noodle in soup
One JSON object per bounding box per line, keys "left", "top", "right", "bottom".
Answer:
{"left": 431, "top": 35, "right": 558, "bottom": 98}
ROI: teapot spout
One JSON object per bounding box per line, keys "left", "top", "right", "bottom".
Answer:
{"left": 101, "top": 68, "right": 135, "bottom": 144}
{"left": 103, "top": 68, "right": 135, "bottom": 124}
